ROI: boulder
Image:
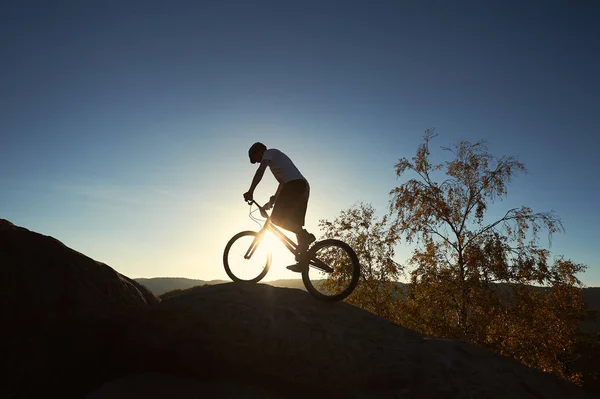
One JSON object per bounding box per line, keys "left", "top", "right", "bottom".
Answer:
{"left": 94, "top": 282, "right": 590, "bottom": 398}
{"left": 1, "top": 219, "right": 159, "bottom": 398}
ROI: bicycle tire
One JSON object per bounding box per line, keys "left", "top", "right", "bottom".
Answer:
{"left": 302, "top": 239, "right": 360, "bottom": 301}
{"left": 223, "top": 231, "right": 271, "bottom": 283}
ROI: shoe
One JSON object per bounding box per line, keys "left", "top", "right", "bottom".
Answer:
{"left": 286, "top": 263, "right": 305, "bottom": 273}
{"left": 296, "top": 231, "right": 316, "bottom": 260}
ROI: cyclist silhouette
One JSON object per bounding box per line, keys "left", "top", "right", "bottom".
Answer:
{"left": 243, "top": 142, "right": 315, "bottom": 272}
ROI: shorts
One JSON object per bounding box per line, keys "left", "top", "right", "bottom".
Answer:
{"left": 271, "top": 179, "right": 310, "bottom": 231}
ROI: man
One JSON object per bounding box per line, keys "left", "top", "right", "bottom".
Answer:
{"left": 243, "top": 142, "right": 315, "bottom": 272}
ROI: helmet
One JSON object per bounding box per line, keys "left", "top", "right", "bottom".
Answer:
{"left": 248, "top": 142, "right": 266, "bottom": 164}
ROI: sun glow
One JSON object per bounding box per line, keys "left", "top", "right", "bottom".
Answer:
{"left": 261, "top": 229, "right": 299, "bottom": 281}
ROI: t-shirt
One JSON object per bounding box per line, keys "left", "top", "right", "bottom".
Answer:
{"left": 262, "top": 148, "right": 306, "bottom": 184}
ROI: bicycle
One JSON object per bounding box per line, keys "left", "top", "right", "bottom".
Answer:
{"left": 223, "top": 199, "right": 360, "bottom": 301}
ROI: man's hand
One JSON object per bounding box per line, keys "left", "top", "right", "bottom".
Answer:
{"left": 263, "top": 200, "right": 273, "bottom": 211}
{"left": 264, "top": 195, "right": 276, "bottom": 210}
{"left": 243, "top": 191, "right": 253, "bottom": 202}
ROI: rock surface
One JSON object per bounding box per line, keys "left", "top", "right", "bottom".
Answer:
{"left": 1, "top": 219, "right": 159, "bottom": 398}
{"left": 1, "top": 219, "right": 591, "bottom": 398}
{"left": 96, "top": 283, "right": 590, "bottom": 398}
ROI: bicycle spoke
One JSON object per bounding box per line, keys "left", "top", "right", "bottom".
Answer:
{"left": 309, "top": 257, "right": 334, "bottom": 273}
{"left": 304, "top": 240, "right": 359, "bottom": 300}
{"left": 224, "top": 232, "right": 271, "bottom": 282}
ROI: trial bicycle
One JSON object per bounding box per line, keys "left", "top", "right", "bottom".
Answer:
{"left": 223, "top": 200, "right": 360, "bottom": 301}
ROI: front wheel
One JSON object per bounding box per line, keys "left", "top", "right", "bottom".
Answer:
{"left": 302, "top": 239, "right": 360, "bottom": 301}
{"left": 223, "top": 231, "right": 271, "bottom": 283}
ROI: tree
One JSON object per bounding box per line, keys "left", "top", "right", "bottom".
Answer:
{"left": 319, "top": 202, "right": 403, "bottom": 322}
{"left": 389, "top": 130, "right": 587, "bottom": 380}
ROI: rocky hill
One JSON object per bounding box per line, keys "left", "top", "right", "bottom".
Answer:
{"left": 1, "top": 219, "right": 592, "bottom": 398}
{"left": 135, "top": 276, "right": 309, "bottom": 295}
{"left": 137, "top": 277, "right": 600, "bottom": 333}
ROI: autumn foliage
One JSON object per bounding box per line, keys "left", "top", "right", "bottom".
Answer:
{"left": 320, "top": 130, "right": 588, "bottom": 383}
{"left": 319, "top": 202, "right": 403, "bottom": 322}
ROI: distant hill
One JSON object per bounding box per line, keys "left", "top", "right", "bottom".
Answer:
{"left": 581, "top": 287, "right": 600, "bottom": 333}
{"left": 135, "top": 278, "right": 599, "bottom": 333}
{"left": 135, "top": 277, "right": 308, "bottom": 296}
{"left": 135, "top": 277, "right": 228, "bottom": 295}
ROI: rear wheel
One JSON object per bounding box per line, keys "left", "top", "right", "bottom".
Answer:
{"left": 223, "top": 231, "right": 271, "bottom": 283}
{"left": 302, "top": 239, "right": 360, "bottom": 301}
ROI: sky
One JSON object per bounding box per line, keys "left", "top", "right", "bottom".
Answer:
{"left": 2, "top": 0, "right": 599, "bottom": 286}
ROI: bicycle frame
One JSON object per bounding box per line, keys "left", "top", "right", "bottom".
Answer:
{"left": 243, "top": 200, "right": 333, "bottom": 273}
{"left": 244, "top": 200, "right": 299, "bottom": 260}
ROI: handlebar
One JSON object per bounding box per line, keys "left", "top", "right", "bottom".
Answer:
{"left": 246, "top": 199, "right": 269, "bottom": 218}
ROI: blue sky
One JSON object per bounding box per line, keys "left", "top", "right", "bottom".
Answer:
{"left": 2, "top": 0, "right": 599, "bottom": 285}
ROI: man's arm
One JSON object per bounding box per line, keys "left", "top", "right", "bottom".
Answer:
{"left": 245, "top": 159, "right": 270, "bottom": 198}
{"left": 265, "top": 183, "right": 283, "bottom": 208}
{"left": 264, "top": 182, "right": 283, "bottom": 210}
{"left": 273, "top": 183, "right": 283, "bottom": 201}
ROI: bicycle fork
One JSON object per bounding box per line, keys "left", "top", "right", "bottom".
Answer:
{"left": 244, "top": 228, "right": 267, "bottom": 260}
